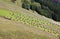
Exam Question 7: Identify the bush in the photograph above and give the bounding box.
[11,0,16,3]
[22,0,31,10]
[34,0,60,21]
[39,9,52,18]
[30,2,41,12]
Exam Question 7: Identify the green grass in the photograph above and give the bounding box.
[0,8,13,19]
[0,9,10,16]
[1,0,12,3]
[0,8,60,38]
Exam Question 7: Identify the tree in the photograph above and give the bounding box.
[22,0,31,10]
[11,0,16,3]
[30,2,41,12]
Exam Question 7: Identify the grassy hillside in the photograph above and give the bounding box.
[0,9,58,39]
[0,17,54,39]
[0,0,60,39]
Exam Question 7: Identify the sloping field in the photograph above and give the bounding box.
[0,0,60,39]
[0,17,53,39]
[0,6,60,39]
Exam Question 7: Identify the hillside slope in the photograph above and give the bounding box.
[0,17,55,39]
[0,0,60,39]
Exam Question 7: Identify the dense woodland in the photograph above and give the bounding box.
[11,0,60,21]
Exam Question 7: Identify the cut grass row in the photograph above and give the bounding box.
[0,8,60,37]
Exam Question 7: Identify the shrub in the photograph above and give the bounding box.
[30,2,41,12]
[11,0,16,3]
[22,0,31,10]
